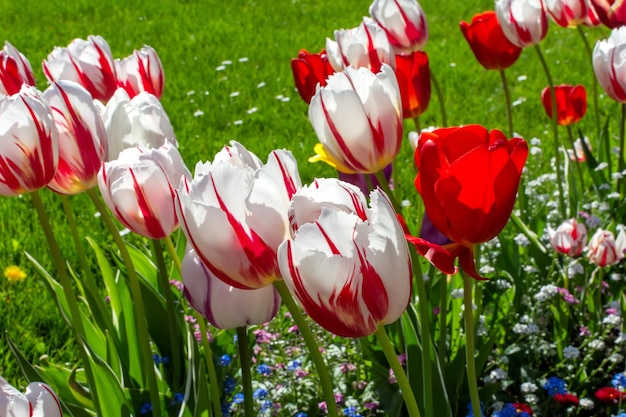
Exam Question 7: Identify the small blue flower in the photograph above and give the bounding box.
[233,392,244,404]
[233,334,238,343]
[466,401,486,417]
[287,359,302,371]
[221,401,231,417]
[612,373,626,391]
[343,407,361,417]
[224,377,236,394]
[219,354,231,367]
[257,363,271,376]
[492,403,530,417]
[260,400,273,411]
[140,402,153,415]
[253,388,268,400]
[543,376,567,396]
[294,413,307,417]
[152,353,160,364]
[615,412,626,417]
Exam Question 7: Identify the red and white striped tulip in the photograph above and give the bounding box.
[495,0,549,48]
[587,228,624,267]
[102,88,176,161]
[308,64,402,174]
[116,45,164,99]
[98,140,190,239]
[43,80,108,194]
[369,0,429,54]
[43,35,117,103]
[278,187,412,338]
[547,218,587,257]
[593,27,626,103]
[0,86,58,196]
[182,246,281,329]
[0,377,62,417]
[545,0,590,27]
[0,42,35,96]
[176,141,302,290]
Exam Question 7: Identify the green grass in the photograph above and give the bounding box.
[0,0,619,393]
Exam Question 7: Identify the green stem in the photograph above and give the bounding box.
[196,315,223,417]
[413,116,421,133]
[237,326,254,417]
[153,239,183,389]
[617,103,626,195]
[577,25,601,137]
[273,280,338,417]
[165,235,183,274]
[463,270,481,417]
[31,191,102,416]
[86,188,162,416]
[566,125,586,197]
[534,44,567,218]
[430,71,448,127]
[499,69,514,138]
[374,169,401,213]
[374,325,422,417]
[409,246,434,417]
[437,274,449,367]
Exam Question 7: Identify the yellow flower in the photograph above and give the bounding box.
[4,265,26,283]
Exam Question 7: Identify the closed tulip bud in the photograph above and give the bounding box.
[103,88,176,161]
[0,85,58,196]
[328,17,395,72]
[545,0,590,27]
[589,0,626,28]
[369,0,428,54]
[291,49,335,105]
[593,27,626,103]
[547,218,588,256]
[176,141,302,290]
[0,42,35,95]
[495,0,549,48]
[567,136,590,161]
[182,246,281,329]
[116,45,165,99]
[279,188,411,337]
[43,35,117,103]
[0,377,63,417]
[587,228,623,267]
[541,84,587,125]
[460,11,523,70]
[98,140,190,239]
[308,64,402,174]
[395,51,431,119]
[43,81,108,194]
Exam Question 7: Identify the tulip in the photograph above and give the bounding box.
[337,163,392,197]
[326,17,395,72]
[291,49,335,105]
[540,84,587,125]
[308,64,402,174]
[176,141,302,290]
[595,387,626,403]
[43,35,117,103]
[587,228,623,266]
[495,0,549,48]
[278,187,412,338]
[43,80,108,194]
[102,88,176,161]
[593,27,626,103]
[413,125,528,278]
[589,0,626,28]
[116,46,164,99]
[0,42,35,95]
[547,218,588,256]
[0,377,63,417]
[98,141,190,239]
[584,1,602,25]
[553,393,580,406]
[0,85,58,196]
[395,51,431,119]
[567,136,590,161]
[459,11,523,70]
[182,246,281,329]
[369,0,429,54]
[545,0,590,27]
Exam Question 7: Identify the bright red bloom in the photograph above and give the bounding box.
[595,387,626,403]
[460,11,522,70]
[412,125,528,279]
[589,0,626,28]
[512,403,533,415]
[553,393,580,406]
[395,51,431,119]
[291,49,334,104]
[541,84,587,126]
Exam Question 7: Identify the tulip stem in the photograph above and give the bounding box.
[374,169,401,213]
[153,239,183,389]
[566,125,586,198]
[374,325,422,417]
[577,25,601,137]
[87,188,163,417]
[195,313,223,417]
[462,270,481,417]
[164,234,183,274]
[499,69,514,138]
[413,116,421,133]
[617,103,626,195]
[236,326,254,417]
[430,72,448,127]
[438,274,450,367]
[31,190,103,416]
[534,44,566,218]
[273,280,338,417]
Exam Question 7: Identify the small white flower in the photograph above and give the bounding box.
[579,398,594,409]
[246,107,258,114]
[521,382,538,394]
[233,120,243,125]
[563,346,580,359]
[518,75,527,82]
[216,65,226,71]
[568,262,584,276]
[588,339,605,350]
[530,137,541,146]
[229,91,240,97]
[193,109,204,117]
[595,162,609,171]
[523,265,538,273]
[514,233,530,246]
[451,289,464,299]
[495,280,512,290]
[609,353,623,363]
[534,284,558,302]
[524,394,539,405]
[603,314,622,326]
[239,57,249,62]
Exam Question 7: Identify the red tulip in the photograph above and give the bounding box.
[460,11,522,70]
[541,84,587,125]
[395,51,431,119]
[553,393,580,406]
[116,45,164,99]
[0,42,35,95]
[589,0,626,28]
[290,49,335,104]
[413,125,528,279]
[595,387,626,403]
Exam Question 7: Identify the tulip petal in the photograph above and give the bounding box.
[407,235,458,275]
[25,382,63,417]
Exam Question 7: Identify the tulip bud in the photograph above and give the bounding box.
[495,0,549,48]
[593,27,626,103]
[395,51,431,119]
[545,0,590,27]
[290,49,335,105]
[116,45,165,99]
[0,42,35,95]
[369,0,429,53]
[541,84,587,126]
[587,228,623,267]
[547,218,587,256]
